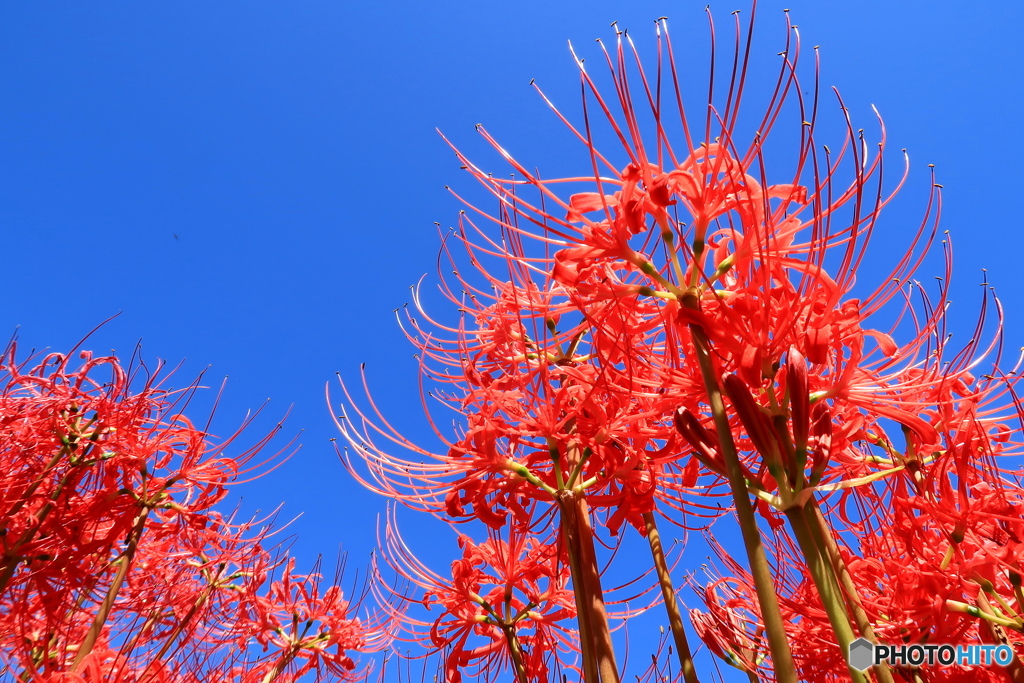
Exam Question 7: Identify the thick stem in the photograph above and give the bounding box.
[683,295,798,683]
[976,592,1024,683]
[143,566,224,671]
[783,507,865,683]
[642,512,700,683]
[71,507,150,671]
[560,494,597,683]
[260,648,299,683]
[806,503,895,683]
[499,623,533,683]
[558,490,619,683]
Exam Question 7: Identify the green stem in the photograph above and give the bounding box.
[783,506,865,683]
[142,564,225,671]
[976,592,1024,683]
[805,503,895,683]
[70,507,150,671]
[947,600,1024,630]
[260,648,298,683]
[643,512,700,683]
[499,623,533,683]
[682,291,798,683]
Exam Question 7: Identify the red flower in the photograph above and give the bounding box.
[376,509,578,683]
[338,6,1024,681]
[0,343,388,682]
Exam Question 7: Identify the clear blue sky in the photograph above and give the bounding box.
[2,1,1022,680]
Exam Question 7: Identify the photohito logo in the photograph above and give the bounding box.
[849,638,1013,671]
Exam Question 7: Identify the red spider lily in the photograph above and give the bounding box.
[336,272,699,537]
[234,556,391,681]
[0,342,389,683]
[683,334,1024,680]
[374,508,579,683]
[335,3,943,543]
[691,466,1024,682]
[337,3,1024,682]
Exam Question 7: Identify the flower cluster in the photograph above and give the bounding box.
[0,344,388,682]
[375,508,578,683]
[339,7,1024,683]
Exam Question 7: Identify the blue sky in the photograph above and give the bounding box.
[2,1,1022,680]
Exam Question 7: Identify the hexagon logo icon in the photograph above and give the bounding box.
[849,638,875,672]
